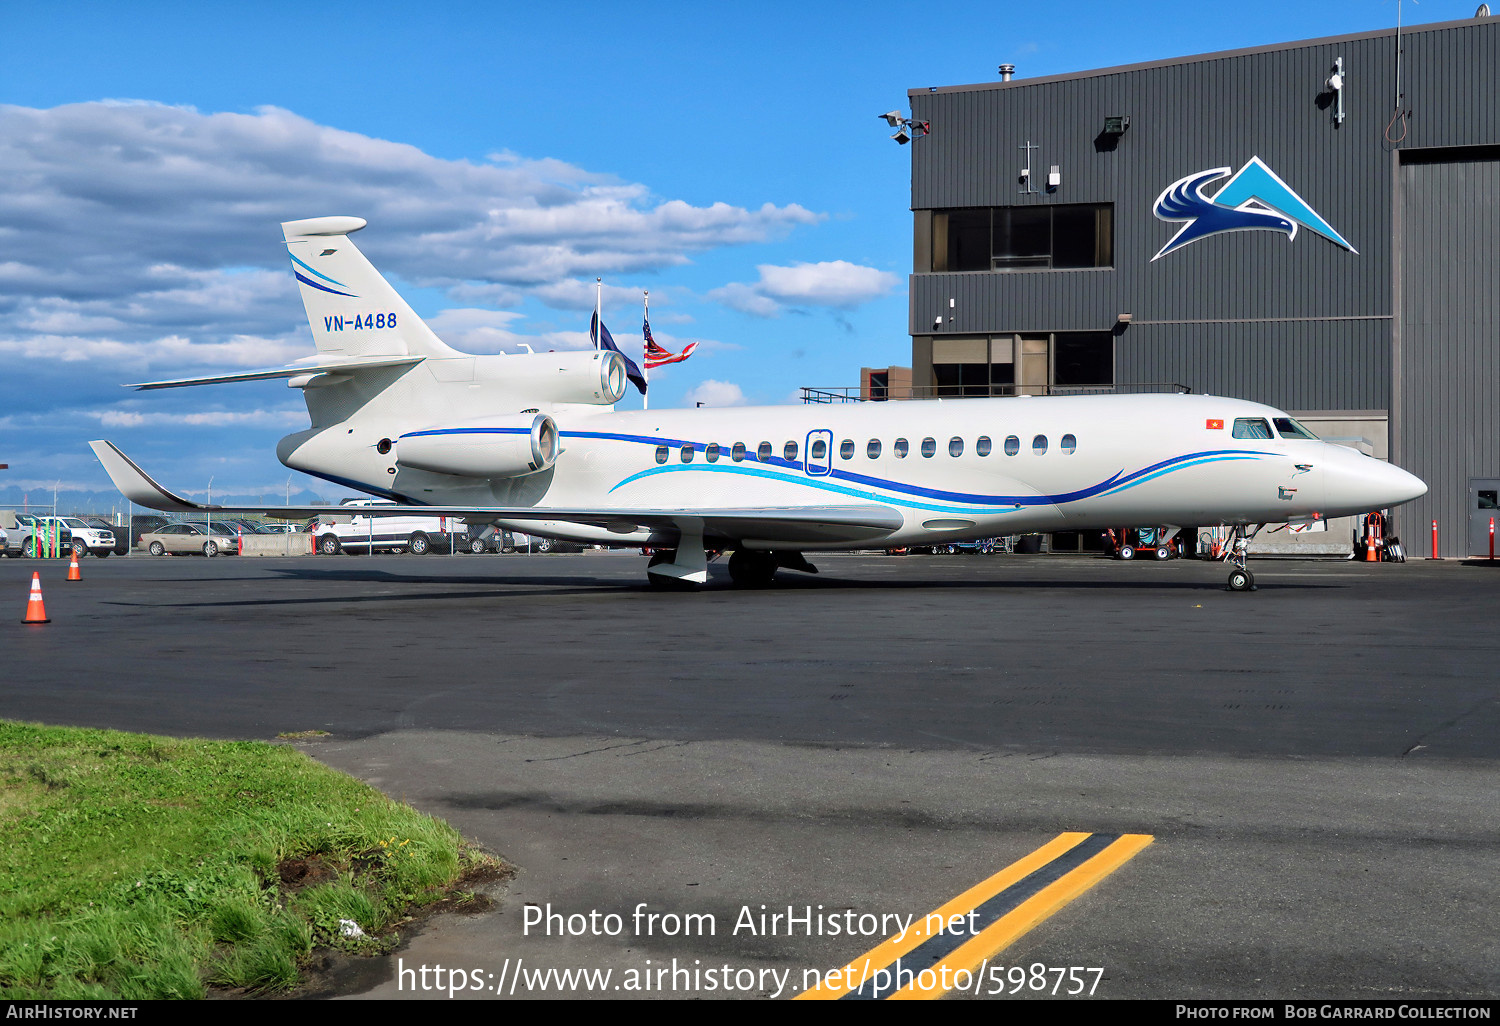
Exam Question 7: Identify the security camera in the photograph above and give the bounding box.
[879,110,903,127]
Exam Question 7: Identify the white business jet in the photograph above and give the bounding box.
[90,216,1426,592]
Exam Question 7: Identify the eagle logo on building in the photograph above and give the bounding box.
[1151,156,1357,261]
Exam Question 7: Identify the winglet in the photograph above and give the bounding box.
[88,440,209,512]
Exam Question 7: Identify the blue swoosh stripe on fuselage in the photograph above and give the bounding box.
[392,426,1277,511]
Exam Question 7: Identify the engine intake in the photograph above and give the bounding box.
[395,413,559,478]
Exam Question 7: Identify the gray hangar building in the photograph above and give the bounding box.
[900,13,1499,557]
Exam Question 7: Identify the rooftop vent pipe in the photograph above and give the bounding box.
[999,63,1016,81]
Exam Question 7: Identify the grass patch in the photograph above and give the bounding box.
[0,720,501,999]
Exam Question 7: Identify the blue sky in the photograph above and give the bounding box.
[0,0,1466,508]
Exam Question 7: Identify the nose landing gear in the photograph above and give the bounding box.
[1221,525,1261,592]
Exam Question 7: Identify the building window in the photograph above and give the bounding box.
[931,204,1113,272]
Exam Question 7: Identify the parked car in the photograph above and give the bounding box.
[83,517,131,556]
[505,530,585,554]
[140,522,240,557]
[258,523,304,535]
[310,500,466,555]
[9,513,75,558]
[43,517,117,557]
[129,515,171,550]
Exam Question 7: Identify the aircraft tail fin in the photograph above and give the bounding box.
[281,216,459,360]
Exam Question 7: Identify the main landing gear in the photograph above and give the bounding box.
[645,535,817,590]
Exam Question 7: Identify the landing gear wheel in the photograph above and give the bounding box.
[408,532,430,555]
[1155,546,1172,560]
[1227,568,1256,592]
[646,550,696,590]
[319,535,340,555]
[1118,545,1135,560]
[727,550,778,588]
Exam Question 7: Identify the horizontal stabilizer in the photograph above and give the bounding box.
[127,354,425,390]
[88,441,904,545]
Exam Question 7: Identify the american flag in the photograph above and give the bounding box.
[643,316,697,369]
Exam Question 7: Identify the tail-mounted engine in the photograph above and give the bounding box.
[395,413,560,478]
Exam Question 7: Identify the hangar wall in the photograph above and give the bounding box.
[903,15,1500,555]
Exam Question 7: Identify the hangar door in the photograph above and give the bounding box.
[1398,152,1500,557]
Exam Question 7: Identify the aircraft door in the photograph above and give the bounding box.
[806,429,833,476]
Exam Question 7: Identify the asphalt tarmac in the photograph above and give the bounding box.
[3,550,1497,1000]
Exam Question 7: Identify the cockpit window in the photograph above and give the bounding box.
[1232,418,1274,440]
[1273,417,1318,440]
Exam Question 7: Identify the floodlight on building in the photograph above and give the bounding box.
[879,110,904,127]
[893,126,911,144]
[877,112,930,144]
[1103,115,1130,136]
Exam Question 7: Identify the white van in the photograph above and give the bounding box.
[310,500,466,555]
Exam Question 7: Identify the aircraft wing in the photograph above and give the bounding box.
[89,440,903,546]
[126,354,425,390]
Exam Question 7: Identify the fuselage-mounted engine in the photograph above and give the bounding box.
[394,412,560,479]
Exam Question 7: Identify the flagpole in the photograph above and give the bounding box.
[594,277,601,349]
[642,290,650,411]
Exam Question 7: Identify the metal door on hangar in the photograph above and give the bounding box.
[1468,478,1500,555]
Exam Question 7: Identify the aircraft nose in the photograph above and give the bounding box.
[1322,450,1427,514]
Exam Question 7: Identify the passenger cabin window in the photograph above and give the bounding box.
[920,437,937,458]
[706,443,720,463]
[784,440,798,461]
[977,436,992,456]
[811,438,827,460]
[949,437,964,457]
[757,442,772,462]
[1061,433,1077,454]
[839,439,854,460]
[680,444,694,463]
[1004,435,1020,456]
[655,445,669,465]
[867,439,881,459]
[894,438,909,458]
[1232,418,1274,440]
[1273,417,1318,440]
[1033,435,1048,455]
[732,442,746,462]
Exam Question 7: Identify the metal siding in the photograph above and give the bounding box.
[908,19,1497,425]
[1399,156,1500,556]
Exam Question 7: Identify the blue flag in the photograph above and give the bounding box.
[591,310,647,395]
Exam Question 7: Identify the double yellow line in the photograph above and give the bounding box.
[798,831,1152,1000]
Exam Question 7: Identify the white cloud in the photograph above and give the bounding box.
[88,406,309,428]
[708,260,898,317]
[423,309,591,354]
[0,101,822,372]
[683,379,748,407]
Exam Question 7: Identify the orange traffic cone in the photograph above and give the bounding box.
[67,551,82,581]
[22,572,50,623]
